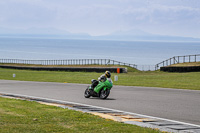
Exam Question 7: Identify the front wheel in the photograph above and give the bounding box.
[84,88,91,98]
[99,89,110,99]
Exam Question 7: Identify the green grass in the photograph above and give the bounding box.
[0,68,200,90]
[0,97,161,133]
[0,63,137,68]
[114,71,200,90]
[170,62,200,67]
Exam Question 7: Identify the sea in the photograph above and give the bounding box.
[0,37,200,70]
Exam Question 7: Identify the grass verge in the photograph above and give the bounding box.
[0,68,200,90]
[169,62,200,67]
[0,97,161,133]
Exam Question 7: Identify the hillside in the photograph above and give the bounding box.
[168,62,200,67]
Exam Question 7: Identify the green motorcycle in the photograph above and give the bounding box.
[84,79,113,99]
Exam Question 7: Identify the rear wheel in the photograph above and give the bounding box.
[84,88,91,98]
[99,89,110,99]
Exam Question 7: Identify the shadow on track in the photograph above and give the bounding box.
[89,97,116,100]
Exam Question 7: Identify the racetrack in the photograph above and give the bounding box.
[0,80,200,126]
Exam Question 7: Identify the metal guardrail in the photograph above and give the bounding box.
[155,54,200,70]
[0,59,137,69]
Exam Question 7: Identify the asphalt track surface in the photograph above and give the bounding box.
[0,80,200,126]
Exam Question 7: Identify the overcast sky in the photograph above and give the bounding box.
[0,0,200,38]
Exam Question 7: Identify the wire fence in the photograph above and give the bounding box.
[155,54,200,70]
[137,65,157,71]
[0,58,137,69]
[1,54,199,71]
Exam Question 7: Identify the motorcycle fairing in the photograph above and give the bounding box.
[94,79,113,93]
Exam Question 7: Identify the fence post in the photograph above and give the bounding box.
[178,56,179,63]
[189,55,191,63]
[195,55,196,62]
[107,59,110,65]
[173,57,175,64]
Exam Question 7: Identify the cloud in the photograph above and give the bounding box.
[0,0,200,37]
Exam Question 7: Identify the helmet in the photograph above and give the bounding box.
[105,71,111,78]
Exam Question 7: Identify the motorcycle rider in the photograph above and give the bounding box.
[90,71,113,90]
